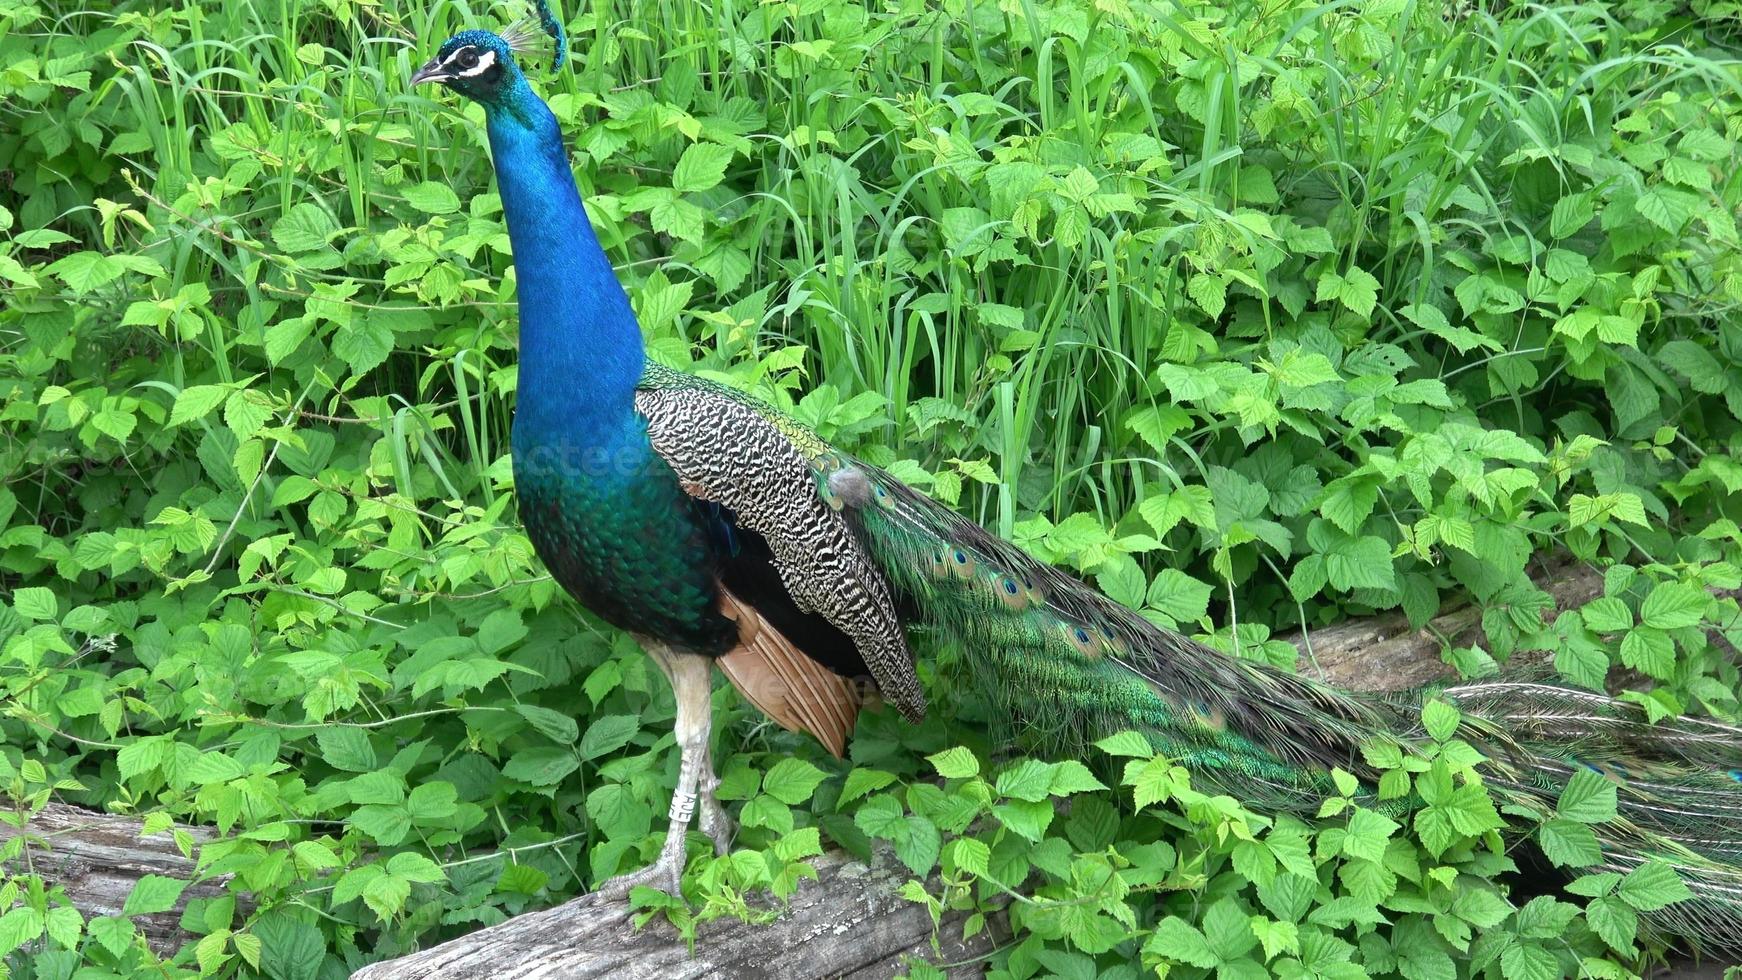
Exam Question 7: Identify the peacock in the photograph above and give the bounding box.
[408,6,1742,954]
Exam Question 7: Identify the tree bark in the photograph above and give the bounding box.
[0,802,227,954]
[350,848,1006,980]
[1282,557,1605,691]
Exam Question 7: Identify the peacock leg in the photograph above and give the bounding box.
[595,644,715,900]
[696,739,734,856]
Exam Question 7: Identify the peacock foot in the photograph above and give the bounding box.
[699,793,734,856]
[594,854,685,901]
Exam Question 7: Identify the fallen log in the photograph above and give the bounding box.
[1284,557,1604,691]
[350,848,1006,980]
[0,802,225,953]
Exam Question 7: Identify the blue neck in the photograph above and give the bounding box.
[486,82,644,444]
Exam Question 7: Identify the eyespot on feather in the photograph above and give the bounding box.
[995,575,1028,609]
[1063,621,1100,657]
[873,482,898,510]
[949,547,976,579]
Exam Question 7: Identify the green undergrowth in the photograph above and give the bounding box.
[1,0,1740,975]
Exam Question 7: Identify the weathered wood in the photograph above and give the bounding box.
[350,848,1006,980]
[0,802,226,953]
[1284,558,1605,691]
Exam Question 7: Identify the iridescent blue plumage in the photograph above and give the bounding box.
[426,31,734,654]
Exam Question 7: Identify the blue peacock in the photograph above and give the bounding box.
[408,5,1742,953]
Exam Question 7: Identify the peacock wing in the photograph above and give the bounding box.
[633,363,925,725]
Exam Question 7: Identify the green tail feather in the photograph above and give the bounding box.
[822,455,1742,956]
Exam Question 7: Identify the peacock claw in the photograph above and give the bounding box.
[595,857,684,902]
[699,796,734,856]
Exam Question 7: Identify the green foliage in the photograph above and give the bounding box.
[1,0,1739,975]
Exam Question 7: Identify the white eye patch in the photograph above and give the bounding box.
[440,47,498,78]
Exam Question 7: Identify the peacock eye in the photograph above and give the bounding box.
[457,48,480,69]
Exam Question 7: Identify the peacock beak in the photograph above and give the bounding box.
[410,58,449,86]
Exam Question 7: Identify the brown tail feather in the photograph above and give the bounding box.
[716,589,860,757]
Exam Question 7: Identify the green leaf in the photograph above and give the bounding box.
[1095,731,1153,757]
[315,727,377,772]
[517,704,580,744]
[839,768,897,806]
[1556,769,1618,824]
[578,714,640,759]
[405,782,458,821]
[1342,808,1400,863]
[1421,700,1460,742]
[1586,896,1638,952]
[0,908,43,956]
[1319,479,1379,534]
[1203,898,1259,960]
[1145,917,1219,968]
[1145,569,1212,622]
[650,195,707,242]
[255,915,324,980]
[331,314,394,375]
[991,798,1053,842]
[854,794,905,839]
[762,757,828,805]
[926,746,980,779]
[892,815,941,874]
[403,181,461,215]
[11,586,57,621]
[995,759,1056,802]
[1325,535,1397,591]
[1619,627,1674,679]
[46,251,126,294]
[1538,818,1602,867]
[1617,862,1693,911]
[271,202,340,252]
[1550,192,1594,238]
[88,916,135,957]
[1499,941,1559,980]
[1638,582,1706,629]
[672,142,734,193]
[502,747,580,786]
[123,874,189,916]
[1048,760,1107,796]
[350,803,412,845]
[1580,597,1632,633]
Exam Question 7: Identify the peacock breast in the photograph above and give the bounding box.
[512,428,735,656]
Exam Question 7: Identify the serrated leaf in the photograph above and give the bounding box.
[11,586,57,621]
[1557,769,1618,824]
[926,746,979,779]
[1638,582,1706,629]
[271,203,339,252]
[122,874,188,916]
[762,757,828,805]
[502,747,580,786]
[1617,861,1693,911]
[672,142,733,193]
[578,714,639,759]
[403,181,461,215]
[517,703,580,744]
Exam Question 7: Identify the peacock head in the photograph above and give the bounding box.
[410,30,524,106]
[410,1,567,107]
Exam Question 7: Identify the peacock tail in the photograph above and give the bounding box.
[634,363,1742,956]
